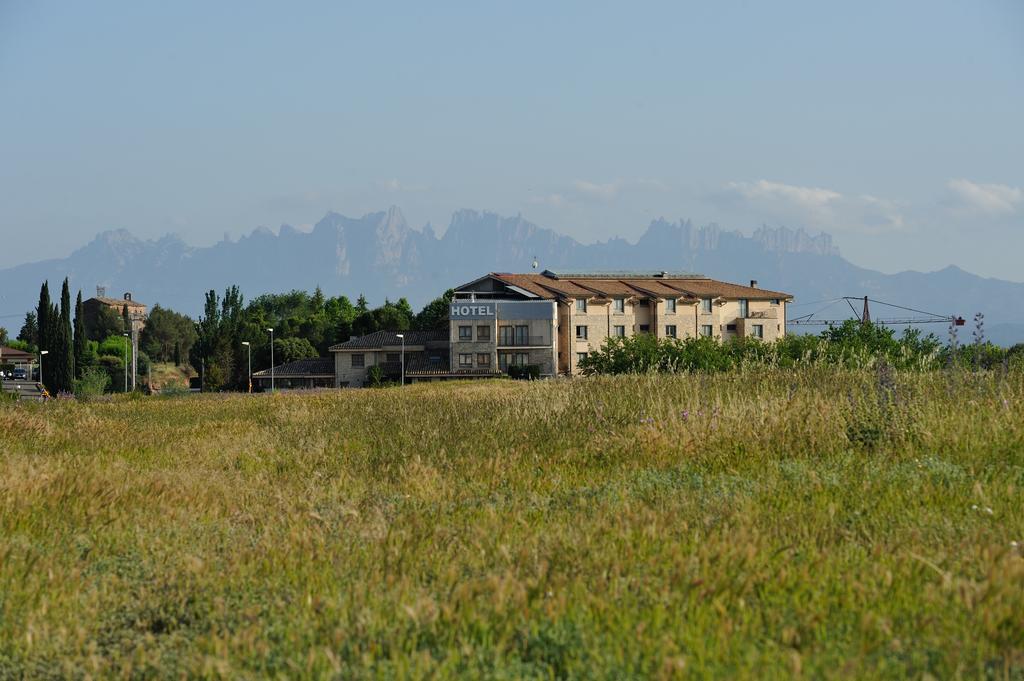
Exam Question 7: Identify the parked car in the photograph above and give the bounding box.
[12,368,28,380]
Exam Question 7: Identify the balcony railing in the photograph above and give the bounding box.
[497,336,548,347]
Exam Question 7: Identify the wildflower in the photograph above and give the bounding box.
[971,504,978,510]
[1010,540,1019,549]
[681,410,689,421]
[984,507,994,515]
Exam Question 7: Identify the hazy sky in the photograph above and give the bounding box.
[1,1,1022,280]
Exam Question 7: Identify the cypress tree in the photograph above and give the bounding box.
[73,291,87,379]
[36,281,51,388]
[123,304,131,333]
[53,279,75,393]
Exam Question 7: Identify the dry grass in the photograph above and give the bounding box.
[1,369,1022,678]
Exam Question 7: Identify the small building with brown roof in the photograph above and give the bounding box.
[83,289,148,334]
[0,345,36,370]
[329,329,501,387]
[252,357,335,391]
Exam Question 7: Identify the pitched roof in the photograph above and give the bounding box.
[88,296,147,308]
[479,273,790,301]
[0,346,36,361]
[253,357,334,377]
[329,329,447,351]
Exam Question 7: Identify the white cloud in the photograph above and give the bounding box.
[572,180,621,200]
[727,179,841,210]
[947,179,1022,215]
[570,178,668,202]
[718,179,906,234]
[859,194,906,231]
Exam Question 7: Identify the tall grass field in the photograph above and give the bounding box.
[2,370,1022,678]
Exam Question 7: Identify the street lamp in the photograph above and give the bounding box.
[123,333,130,392]
[266,328,274,393]
[241,341,252,393]
[39,350,48,387]
[395,333,405,386]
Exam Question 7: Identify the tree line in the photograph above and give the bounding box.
[189,286,453,391]
[6,281,453,394]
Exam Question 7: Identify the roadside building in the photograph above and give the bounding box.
[452,270,792,375]
[329,329,501,387]
[0,346,36,373]
[83,289,148,333]
[252,357,335,391]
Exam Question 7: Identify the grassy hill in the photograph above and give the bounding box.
[1,371,1022,678]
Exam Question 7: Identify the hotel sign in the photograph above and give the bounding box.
[450,303,496,319]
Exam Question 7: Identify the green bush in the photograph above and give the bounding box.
[74,367,111,400]
[579,321,952,376]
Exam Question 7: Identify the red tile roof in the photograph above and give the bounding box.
[485,273,790,301]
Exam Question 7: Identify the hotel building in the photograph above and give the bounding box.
[451,270,792,375]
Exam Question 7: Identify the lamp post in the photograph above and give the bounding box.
[241,341,251,393]
[266,328,274,393]
[122,333,130,392]
[39,350,48,388]
[396,333,405,387]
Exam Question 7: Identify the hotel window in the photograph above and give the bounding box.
[459,325,472,341]
[386,353,399,363]
[613,325,625,338]
[665,325,677,338]
[498,352,528,370]
[351,354,365,368]
[701,298,712,313]
[576,298,587,313]
[771,298,781,306]
[613,297,625,313]
[577,352,588,364]
[700,325,713,337]
[665,298,677,313]
[459,353,473,367]
[739,299,749,318]
[639,324,650,333]
[477,353,490,366]
[476,325,490,341]
[726,323,737,332]
[499,325,514,345]
[515,325,528,345]
[576,325,588,340]
[751,324,764,338]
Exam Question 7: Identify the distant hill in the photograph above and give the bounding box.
[2,207,1023,345]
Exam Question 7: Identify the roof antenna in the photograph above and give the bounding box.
[531,255,539,270]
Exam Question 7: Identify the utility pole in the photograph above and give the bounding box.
[861,296,870,325]
[267,328,275,393]
[122,333,129,392]
[131,325,138,391]
[242,341,252,393]
[396,333,405,386]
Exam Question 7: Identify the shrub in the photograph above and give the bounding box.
[580,321,949,376]
[74,367,111,400]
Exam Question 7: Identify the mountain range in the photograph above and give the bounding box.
[2,207,1022,345]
